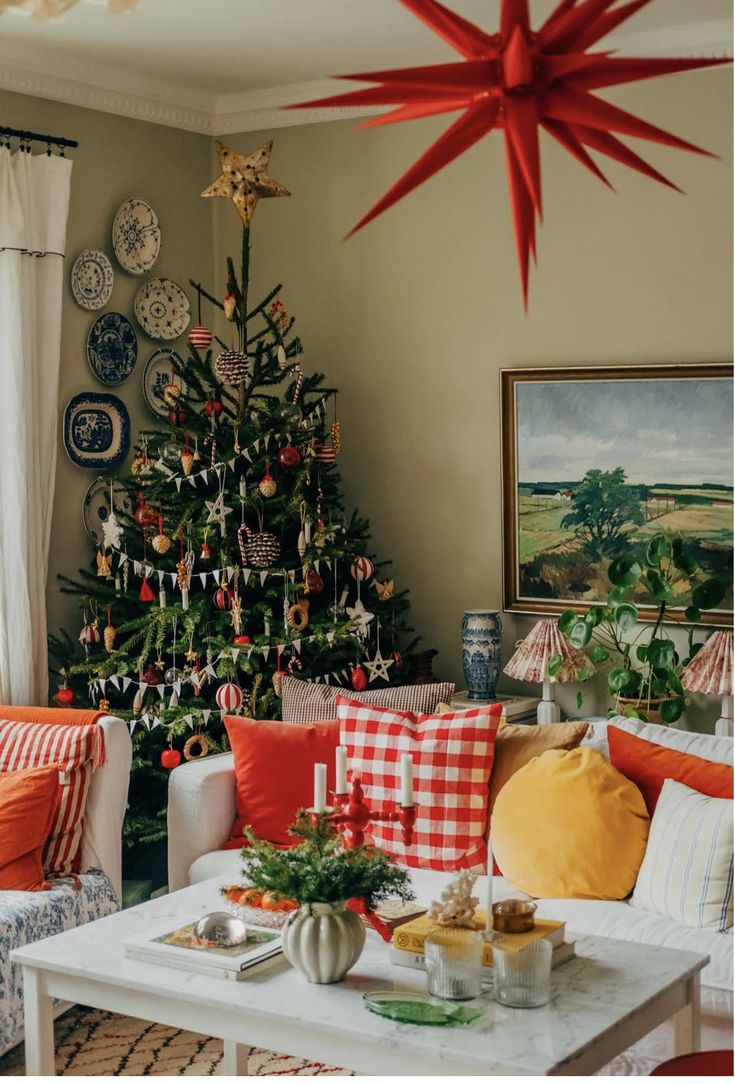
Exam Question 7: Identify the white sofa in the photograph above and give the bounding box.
[0,714,132,1055]
[167,718,733,1074]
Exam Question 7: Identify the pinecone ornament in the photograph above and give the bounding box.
[215,350,249,385]
[246,526,284,568]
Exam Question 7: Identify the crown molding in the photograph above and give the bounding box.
[0,20,731,138]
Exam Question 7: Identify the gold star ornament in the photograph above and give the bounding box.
[201,140,290,226]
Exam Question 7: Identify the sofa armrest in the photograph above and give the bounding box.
[81,715,132,905]
[167,752,236,892]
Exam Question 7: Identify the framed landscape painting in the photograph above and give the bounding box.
[501,364,733,625]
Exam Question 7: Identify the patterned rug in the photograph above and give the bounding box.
[0,1007,349,1076]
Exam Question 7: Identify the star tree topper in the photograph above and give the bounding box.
[201,140,290,226]
[293,0,730,304]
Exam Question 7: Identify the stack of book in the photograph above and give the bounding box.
[450,692,540,726]
[390,910,575,976]
[124,919,283,981]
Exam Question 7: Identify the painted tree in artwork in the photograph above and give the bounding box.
[561,468,644,557]
[51,141,415,860]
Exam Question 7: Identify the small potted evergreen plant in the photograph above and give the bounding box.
[241,811,414,984]
[555,532,727,724]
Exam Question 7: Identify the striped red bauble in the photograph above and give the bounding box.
[350,556,374,582]
[188,325,213,349]
[215,682,243,714]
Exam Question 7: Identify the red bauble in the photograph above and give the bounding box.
[278,444,302,469]
[168,408,186,426]
[205,399,223,418]
[351,556,375,582]
[305,571,324,595]
[134,494,155,528]
[160,748,182,770]
[351,665,368,692]
[214,585,233,611]
[55,686,75,707]
[233,635,252,645]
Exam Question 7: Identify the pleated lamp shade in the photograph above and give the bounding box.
[503,618,591,724]
[681,631,733,737]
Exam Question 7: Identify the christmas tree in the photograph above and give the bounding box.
[50,141,414,863]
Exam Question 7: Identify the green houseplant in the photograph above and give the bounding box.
[554,532,727,724]
[240,811,414,984]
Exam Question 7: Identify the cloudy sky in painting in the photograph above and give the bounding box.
[517,377,733,486]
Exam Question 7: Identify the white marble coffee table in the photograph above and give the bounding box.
[12,877,707,1076]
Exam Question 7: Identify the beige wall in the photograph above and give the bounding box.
[214,69,732,727]
[0,89,214,663]
[2,68,731,728]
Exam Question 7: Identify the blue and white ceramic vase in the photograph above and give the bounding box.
[461,610,503,701]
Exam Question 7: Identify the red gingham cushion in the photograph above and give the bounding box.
[336,696,502,872]
[0,719,104,877]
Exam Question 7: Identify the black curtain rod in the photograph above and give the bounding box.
[0,125,78,149]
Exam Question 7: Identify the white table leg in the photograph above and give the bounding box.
[22,966,55,1076]
[222,1040,251,1075]
[673,974,701,1056]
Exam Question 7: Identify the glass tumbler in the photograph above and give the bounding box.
[493,939,552,1008]
[424,928,484,1001]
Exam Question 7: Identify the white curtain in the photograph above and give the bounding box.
[0,146,72,704]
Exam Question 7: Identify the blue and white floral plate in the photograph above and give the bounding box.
[143,347,186,418]
[112,198,160,275]
[63,393,131,470]
[87,311,138,386]
[135,277,190,341]
[70,249,114,310]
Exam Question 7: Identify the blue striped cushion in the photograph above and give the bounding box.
[632,778,733,931]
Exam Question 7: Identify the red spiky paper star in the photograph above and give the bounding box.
[292,0,730,305]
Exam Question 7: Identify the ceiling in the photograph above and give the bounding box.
[0,0,732,134]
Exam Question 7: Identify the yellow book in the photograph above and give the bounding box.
[392,911,565,968]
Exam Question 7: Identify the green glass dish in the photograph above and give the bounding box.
[363,989,483,1027]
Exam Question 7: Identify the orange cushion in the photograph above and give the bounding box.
[0,706,103,727]
[608,725,734,816]
[0,764,61,891]
[224,716,339,847]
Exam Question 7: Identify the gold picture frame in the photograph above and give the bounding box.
[501,363,733,626]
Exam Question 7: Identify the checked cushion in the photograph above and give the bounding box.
[336,696,502,872]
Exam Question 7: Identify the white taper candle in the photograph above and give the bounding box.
[335,746,348,794]
[313,762,327,812]
[486,836,494,934]
[400,753,414,807]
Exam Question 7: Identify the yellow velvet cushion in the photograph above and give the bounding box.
[492,747,650,900]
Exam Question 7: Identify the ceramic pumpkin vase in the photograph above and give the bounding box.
[282,902,366,984]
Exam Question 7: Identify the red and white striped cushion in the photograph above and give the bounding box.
[336,696,502,873]
[0,719,104,877]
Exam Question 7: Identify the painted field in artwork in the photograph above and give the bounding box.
[515,377,734,609]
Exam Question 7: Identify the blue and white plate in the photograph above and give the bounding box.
[135,277,190,341]
[112,198,161,275]
[143,347,186,418]
[70,249,114,310]
[63,393,131,470]
[87,311,138,386]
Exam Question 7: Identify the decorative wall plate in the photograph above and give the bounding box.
[112,198,161,275]
[87,311,138,386]
[63,393,131,470]
[83,478,133,546]
[70,249,114,310]
[135,277,190,341]
[143,348,186,418]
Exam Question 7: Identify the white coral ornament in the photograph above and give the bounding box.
[428,870,479,929]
